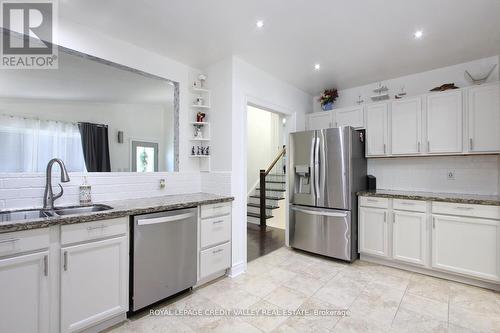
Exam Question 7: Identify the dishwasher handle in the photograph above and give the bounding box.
[137,212,195,226]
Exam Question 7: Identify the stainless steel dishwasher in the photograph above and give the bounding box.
[130,207,197,313]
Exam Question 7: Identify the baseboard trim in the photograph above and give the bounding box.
[360,254,500,291]
[228,261,246,278]
[81,313,127,333]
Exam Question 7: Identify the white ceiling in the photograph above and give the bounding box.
[60,0,500,95]
[0,51,173,103]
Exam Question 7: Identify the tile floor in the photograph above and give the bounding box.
[108,247,500,333]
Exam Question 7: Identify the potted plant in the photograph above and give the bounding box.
[318,89,339,111]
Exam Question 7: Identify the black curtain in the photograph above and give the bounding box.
[78,122,111,172]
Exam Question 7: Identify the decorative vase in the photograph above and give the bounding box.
[321,102,333,111]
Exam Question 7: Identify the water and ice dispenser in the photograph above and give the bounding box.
[294,165,311,194]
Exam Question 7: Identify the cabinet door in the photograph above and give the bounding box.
[426,90,462,154]
[0,251,50,333]
[333,106,364,128]
[359,207,388,257]
[61,236,128,333]
[307,112,332,130]
[468,83,500,152]
[432,215,500,282]
[366,103,389,156]
[393,211,427,266]
[391,98,422,155]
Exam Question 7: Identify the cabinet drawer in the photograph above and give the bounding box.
[0,228,49,257]
[201,202,231,219]
[201,215,231,249]
[393,199,426,212]
[432,202,500,220]
[199,242,230,278]
[359,196,389,209]
[61,217,128,246]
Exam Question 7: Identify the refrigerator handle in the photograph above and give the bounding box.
[310,134,316,199]
[314,135,320,202]
[291,205,348,218]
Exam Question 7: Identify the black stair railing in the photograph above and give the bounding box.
[259,146,286,227]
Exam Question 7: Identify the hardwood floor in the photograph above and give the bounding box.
[247,223,285,262]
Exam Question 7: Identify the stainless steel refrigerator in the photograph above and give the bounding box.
[289,126,366,262]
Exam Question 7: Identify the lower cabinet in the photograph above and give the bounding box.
[0,251,50,333]
[359,207,388,257]
[392,211,427,266]
[432,214,500,282]
[60,236,128,333]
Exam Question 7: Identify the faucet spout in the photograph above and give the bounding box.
[43,158,71,210]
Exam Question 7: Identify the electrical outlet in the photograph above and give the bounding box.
[447,171,456,180]
[159,179,166,189]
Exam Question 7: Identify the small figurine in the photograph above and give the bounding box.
[198,74,207,88]
[196,112,206,122]
[197,146,201,155]
[191,146,195,155]
[205,146,210,156]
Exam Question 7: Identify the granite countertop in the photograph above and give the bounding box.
[0,192,234,234]
[357,189,500,206]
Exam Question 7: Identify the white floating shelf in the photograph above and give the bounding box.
[191,104,210,109]
[191,88,210,93]
[190,137,211,141]
[189,155,211,158]
[191,122,209,126]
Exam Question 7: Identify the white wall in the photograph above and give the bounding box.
[368,155,499,195]
[0,98,173,172]
[246,106,281,193]
[313,55,499,111]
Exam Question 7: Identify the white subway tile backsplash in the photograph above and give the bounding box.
[368,155,499,195]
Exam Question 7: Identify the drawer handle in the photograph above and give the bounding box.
[212,248,224,254]
[87,224,107,231]
[400,202,415,206]
[0,238,19,245]
[456,206,474,210]
[63,251,68,271]
[213,220,224,225]
[43,255,48,277]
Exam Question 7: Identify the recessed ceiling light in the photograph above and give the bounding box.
[256,20,264,28]
[414,30,423,39]
[314,64,321,70]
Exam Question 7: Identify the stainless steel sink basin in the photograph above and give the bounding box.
[0,209,51,222]
[52,204,113,216]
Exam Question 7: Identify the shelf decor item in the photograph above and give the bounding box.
[464,64,497,85]
[318,89,339,111]
[370,82,390,101]
[196,112,206,122]
[198,74,207,88]
[429,83,459,92]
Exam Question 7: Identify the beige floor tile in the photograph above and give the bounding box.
[239,274,281,298]
[390,308,448,333]
[285,272,327,296]
[210,287,261,311]
[449,302,500,333]
[195,317,263,333]
[313,278,363,309]
[399,293,448,322]
[265,266,299,284]
[449,282,500,315]
[332,316,390,333]
[247,260,274,276]
[278,256,316,275]
[348,290,401,327]
[406,274,452,303]
[242,300,289,333]
[447,323,480,333]
[305,260,345,282]
[263,286,309,311]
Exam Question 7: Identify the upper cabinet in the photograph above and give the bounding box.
[333,106,364,128]
[467,82,500,153]
[366,103,389,156]
[307,112,332,130]
[391,97,422,155]
[426,90,463,154]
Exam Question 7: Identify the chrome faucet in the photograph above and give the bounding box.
[43,158,70,210]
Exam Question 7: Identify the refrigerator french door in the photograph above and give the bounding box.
[289,127,366,261]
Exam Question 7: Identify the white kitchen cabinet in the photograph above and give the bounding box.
[60,236,128,333]
[392,211,427,266]
[467,83,500,153]
[426,90,463,154]
[0,251,50,333]
[359,207,388,257]
[307,112,332,130]
[391,97,422,155]
[431,214,500,282]
[366,103,389,156]
[333,106,364,128]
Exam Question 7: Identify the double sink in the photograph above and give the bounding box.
[0,204,113,223]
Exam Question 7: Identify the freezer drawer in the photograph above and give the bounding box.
[289,205,352,261]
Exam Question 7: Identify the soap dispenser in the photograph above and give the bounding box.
[79,176,92,205]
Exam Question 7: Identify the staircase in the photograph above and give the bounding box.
[247,147,286,227]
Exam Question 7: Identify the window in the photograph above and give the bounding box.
[131,141,158,172]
